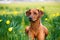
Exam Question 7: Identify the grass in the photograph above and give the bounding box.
[0,2,60,40]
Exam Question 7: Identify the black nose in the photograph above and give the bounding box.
[29,17,32,20]
[29,17,32,21]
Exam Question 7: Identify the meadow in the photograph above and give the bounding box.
[0,2,60,40]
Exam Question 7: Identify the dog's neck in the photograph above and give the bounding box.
[30,19,40,30]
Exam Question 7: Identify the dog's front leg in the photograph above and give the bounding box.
[28,31,34,40]
[37,32,45,40]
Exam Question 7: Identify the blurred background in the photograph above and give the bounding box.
[0,0,60,40]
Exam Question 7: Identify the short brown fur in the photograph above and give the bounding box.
[25,9,48,40]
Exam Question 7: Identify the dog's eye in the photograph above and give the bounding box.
[29,12,31,15]
[34,12,37,15]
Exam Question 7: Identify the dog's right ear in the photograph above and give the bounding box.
[26,9,31,16]
[37,9,44,15]
[37,9,44,17]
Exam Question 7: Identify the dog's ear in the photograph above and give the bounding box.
[37,9,44,15]
[26,9,31,16]
[37,9,44,17]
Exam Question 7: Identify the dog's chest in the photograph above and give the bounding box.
[30,26,43,36]
[30,26,39,32]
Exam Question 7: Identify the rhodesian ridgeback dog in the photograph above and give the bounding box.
[25,9,48,40]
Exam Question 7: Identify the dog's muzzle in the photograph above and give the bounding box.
[29,17,33,21]
[29,17,32,21]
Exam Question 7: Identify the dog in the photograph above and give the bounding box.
[25,9,48,40]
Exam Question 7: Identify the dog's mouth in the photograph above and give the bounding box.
[28,17,37,22]
[29,19,36,22]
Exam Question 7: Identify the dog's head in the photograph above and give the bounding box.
[26,9,44,22]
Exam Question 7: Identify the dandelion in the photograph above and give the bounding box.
[0,19,2,22]
[8,27,13,32]
[6,20,10,25]
[45,18,48,21]
[2,11,6,14]
[13,11,18,15]
[53,13,56,17]
[40,8,44,11]
[56,12,59,16]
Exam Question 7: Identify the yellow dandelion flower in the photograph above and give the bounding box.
[40,8,44,11]
[8,27,13,32]
[0,19,2,22]
[56,12,60,16]
[53,14,56,17]
[45,18,48,21]
[2,11,6,14]
[13,11,18,15]
[6,20,10,25]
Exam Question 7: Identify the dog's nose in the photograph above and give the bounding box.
[29,17,32,20]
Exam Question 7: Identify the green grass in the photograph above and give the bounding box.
[0,2,60,40]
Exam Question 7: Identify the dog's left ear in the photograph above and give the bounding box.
[26,9,31,16]
[37,9,44,17]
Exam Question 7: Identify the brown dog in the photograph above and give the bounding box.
[25,9,48,40]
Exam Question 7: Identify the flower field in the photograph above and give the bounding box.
[0,2,60,40]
